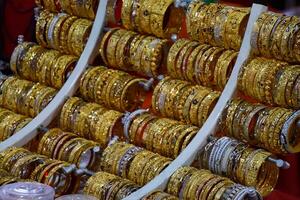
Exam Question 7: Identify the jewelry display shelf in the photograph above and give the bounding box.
[0,1,268,199]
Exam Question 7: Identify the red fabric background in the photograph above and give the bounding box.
[1,0,35,60]
[2,0,300,199]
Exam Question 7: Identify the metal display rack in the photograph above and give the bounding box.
[0,2,268,199]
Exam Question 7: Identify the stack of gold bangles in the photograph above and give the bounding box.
[1,77,57,117]
[84,171,180,200]
[0,108,31,141]
[83,171,141,199]
[166,166,262,200]
[100,142,172,186]
[187,1,250,50]
[79,66,147,112]
[167,39,238,89]
[11,42,77,89]
[152,77,220,127]
[128,112,199,158]
[100,28,170,77]
[0,169,28,186]
[238,57,300,108]
[36,10,92,56]
[221,99,300,154]
[194,136,279,196]
[36,0,98,20]
[37,128,102,170]
[0,147,78,196]
[59,97,124,147]
[251,12,300,63]
[121,0,184,38]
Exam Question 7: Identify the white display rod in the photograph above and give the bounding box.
[123,3,268,200]
[0,0,109,152]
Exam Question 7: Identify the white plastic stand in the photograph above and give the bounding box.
[123,4,268,200]
[0,0,109,151]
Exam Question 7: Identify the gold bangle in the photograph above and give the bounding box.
[224,8,250,50]
[139,0,152,33]
[51,55,77,89]
[175,41,199,79]
[187,1,206,41]
[189,88,211,126]
[150,0,183,38]
[203,47,224,86]
[167,39,190,78]
[129,35,147,71]
[141,38,168,77]
[139,154,162,185]
[109,74,134,111]
[121,0,134,29]
[70,140,97,167]
[115,31,137,71]
[284,66,300,107]
[185,170,212,199]
[59,0,72,15]
[167,167,198,196]
[144,156,171,185]
[131,36,155,73]
[185,44,207,83]
[75,102,107,138]
[192,3,210,43]
[241,58,262,98]
[37,50,61,85]
[154,78,178,116]
[180,129,198,151]
[129,113,150,144]
[251,12,268,54]
[69,19,92,56]
[135,115,158,148]
[44,162,72,195]
[164,81,189,118]
[106,29,128,68]
[36,11,55,48]
[198,91,220,126]
[57,137,83,160]
[151,119,177,155]
[100,142,128,173]
[93,110,123,147]
[30,159,57,181]
[235,146,253,184]
[214,50,238,90]
[201,176,227,200]
[20,45,44,82]
[164,124,188,158]
[60,15,78,54]
[38,128,66,157]
[176,86,196,122]
[173,126,198,157]
[257,13,282,57]
[0,148,31,172]
[152,76,172,114]
[120,78,146,112]
[201,4,223,46]
[274,66,300,107]
[53,14,69,50]
[127,150,151,182]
